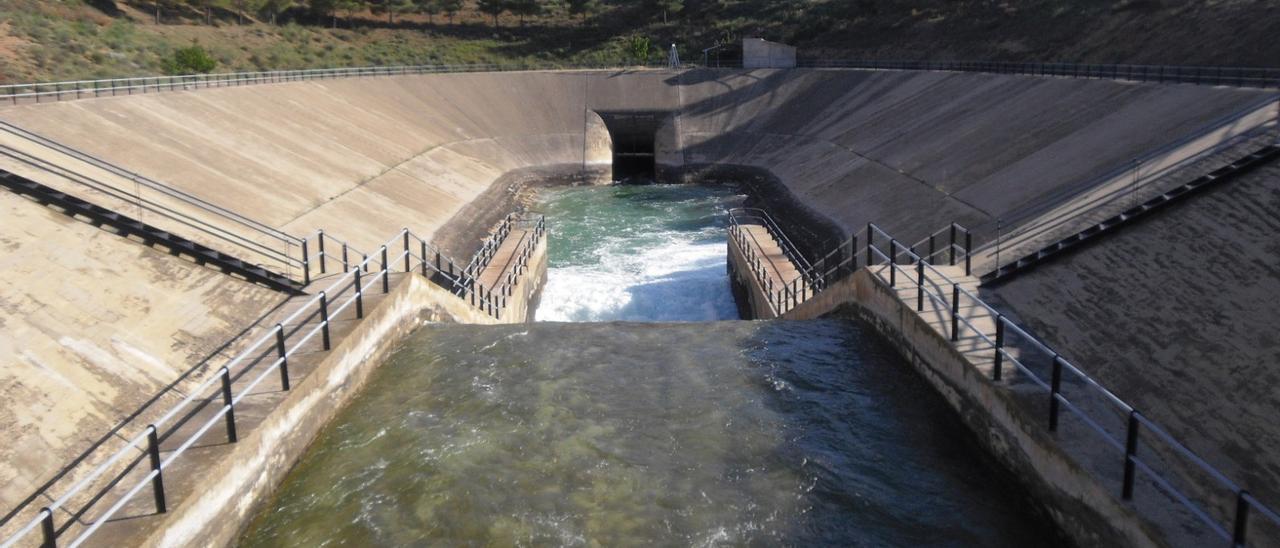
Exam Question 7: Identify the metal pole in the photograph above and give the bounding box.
[381,246,390,293]
[403,230,411,272]
[147,426,167,513]
[951,284,960,341]
[342,243,349,273]
[39,508,55,548]
[993,318,1005,381]
[1234,491,1251,546]
[889,240,897,287]
[850,235,858,274]
[965,232,972,276]
[1049,355,1063,432]
[220,369,238,443]
[354,269,364,319]
[301,237,310,285]
[319,292,331,351]
[1122,411,1139,499]
[916,260,924,311]
[318,230,327,274]
[275,325,290,391]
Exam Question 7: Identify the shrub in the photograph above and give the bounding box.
[163,44,217,75]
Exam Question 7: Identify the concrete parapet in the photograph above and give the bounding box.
[742,39,797,69]
[784,270,1160,546]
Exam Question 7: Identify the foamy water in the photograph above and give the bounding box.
[534,184,742,322]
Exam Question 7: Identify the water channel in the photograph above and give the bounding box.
[240,184,1057,546]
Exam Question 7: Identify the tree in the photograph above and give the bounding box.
[507,0,540,26]
[335,0,364,26]
[164,44,218,74]
[625,35,651,66]
[260,0,295,24]
[567,0,600,22]
[368,0,414,23]
[438,0,463,23]
[416,0,442,24]
[477,0,507,27]
[648,0,682,23]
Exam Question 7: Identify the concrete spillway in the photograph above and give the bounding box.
[1,67,1278,547]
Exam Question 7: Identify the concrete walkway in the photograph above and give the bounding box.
[476,227,534,291]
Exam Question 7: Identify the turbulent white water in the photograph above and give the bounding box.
[534,184,743,322]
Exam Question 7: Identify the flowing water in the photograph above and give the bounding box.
[534,184,741,322]
[241,321,1052,546]
[240,184,1058,546]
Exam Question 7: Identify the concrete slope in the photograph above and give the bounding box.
[986,160,1280,516]
[675,69,1274,243]
[0,189,286,510]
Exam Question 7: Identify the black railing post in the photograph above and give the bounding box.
[889,240,897,287]
[354,269,364,319]
[851,235,858,273]
[965,232,973,276]
[1234,491,1251,547]
[1122,411,1139,500]
[318,230,327,274]
[220,368,238,443]
[421,241,428,276]
[435,251,443,276]
[275,325,290,390]
[147,426,167,513]
[342,243,349,273]
[951,284,960,341]
[866,223,873,266]
[301,237,311,285]
[319,292,331,351]
[39,507,55,548]
[381,246,390,293]
[1049,355,1063,432]
[950,224,957,266]
[993,317,1005,381]
[403,230,411,272]
[916,259,924,311]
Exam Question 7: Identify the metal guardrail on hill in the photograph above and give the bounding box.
[798,59,1280,89]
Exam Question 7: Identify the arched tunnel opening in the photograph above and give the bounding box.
[596,111,666,182]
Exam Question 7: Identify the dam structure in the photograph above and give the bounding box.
[0,64,1278,546]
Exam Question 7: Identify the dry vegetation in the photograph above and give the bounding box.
[0,0,1277,84]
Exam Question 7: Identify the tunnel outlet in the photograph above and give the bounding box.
[596,110,669,182]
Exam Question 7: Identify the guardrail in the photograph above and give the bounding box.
[0,121,307,284]
[727,208,818,316]
[796,222,1280,546]
[974,95,1280,263]
[797,59,1280,89]
[0,62,673,106]
[0,223,523,548]
[488,215,547,306]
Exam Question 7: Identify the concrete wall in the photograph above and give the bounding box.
[0,190,287,510]
[726,234,777,319]
[986,161,1280,527]
[743,39,797,69]
[784,271,1160,547]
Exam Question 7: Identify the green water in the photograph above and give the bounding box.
[240,321,1057,546]
[534,184,742,322]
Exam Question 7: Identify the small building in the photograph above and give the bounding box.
[742,38,797,69]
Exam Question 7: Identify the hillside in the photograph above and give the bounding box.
[1,0,1278,84]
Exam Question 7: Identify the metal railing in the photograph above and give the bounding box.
[0,121,306,283]
[974,95,1280,264]
[727,208,819,316]
[488,215,547,306]
[795,222,1280,546]
[797,59,1280,89]
[0,63,673,106]
[0,222,529,548]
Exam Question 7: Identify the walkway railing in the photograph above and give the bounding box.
[798,59,1280,89]
[727,208,818,316]
[0,63,669,106]
[0,121,307,284]
[488,215,547,307]
[0,223,522,548]
[796,222,1280,546]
